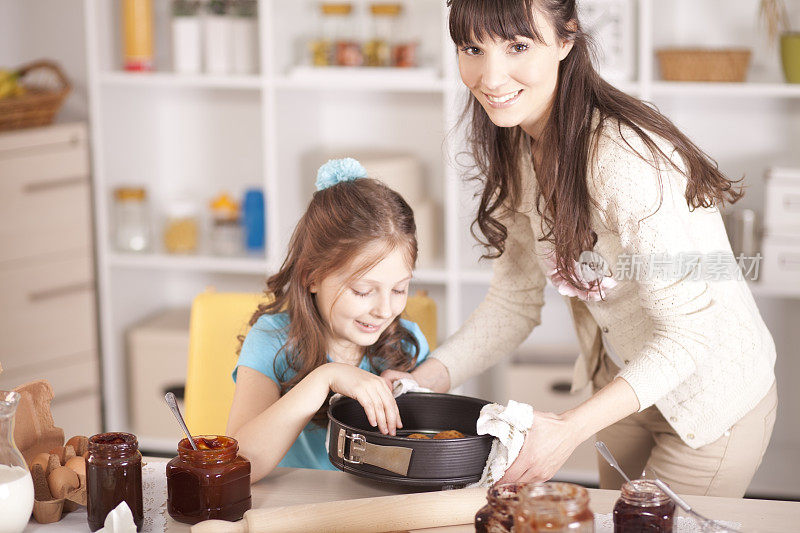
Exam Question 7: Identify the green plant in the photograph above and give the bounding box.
[207,0,229,16]
[760,0,791,44]
[172,0,200,17]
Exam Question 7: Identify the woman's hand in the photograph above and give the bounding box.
[495,411,583,484]
[323,363,402,435]
[379,369,414,392]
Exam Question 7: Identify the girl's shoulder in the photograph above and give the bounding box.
[235,312,292,384]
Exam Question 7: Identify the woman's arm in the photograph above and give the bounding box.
[427,208,548,389]
[228,363,401,482]
[498,376,639,483]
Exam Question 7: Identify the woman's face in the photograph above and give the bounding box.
[311,245,412,362]
[457,15,573,138]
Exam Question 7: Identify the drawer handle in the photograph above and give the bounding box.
[23,175,87,194]
[28,281,93,302]
[550,381,572,394]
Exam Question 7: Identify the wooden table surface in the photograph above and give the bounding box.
[25,458,800,532]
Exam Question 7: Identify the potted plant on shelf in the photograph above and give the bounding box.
[204,0,233,75]
[760,0,800,83]
[171,0,202,74]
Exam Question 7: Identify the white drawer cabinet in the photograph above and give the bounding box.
[504,362,599,484]
[0,123,92,264]
[0,123,100,434]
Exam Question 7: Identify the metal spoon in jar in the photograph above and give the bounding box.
[164,391,199,451]
[595,441,632,484]
[654,479,742,533]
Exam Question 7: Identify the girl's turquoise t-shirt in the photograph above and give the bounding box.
[232,312,430,470]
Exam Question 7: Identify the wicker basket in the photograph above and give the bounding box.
[0,60,71,132]
[656,48,752,82]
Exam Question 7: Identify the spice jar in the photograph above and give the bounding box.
[363,3,401,67]
[209,192,243,256]
[163,200,199,254]
[113,187,151,253]
[613,479,676,533]
[474,482,526,533]
[392,2,418,68]
[166,436,251,524]
[515,482,594,533]
[86,432,143,532]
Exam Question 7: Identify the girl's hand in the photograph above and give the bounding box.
[379,369,414,393]
[324,363,402,436]
[495,411,582,484]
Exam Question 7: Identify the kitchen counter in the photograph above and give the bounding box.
[25,458,800,532]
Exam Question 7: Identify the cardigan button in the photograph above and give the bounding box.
[602,326,609,333]
[670,416,678,422]
[624,360,630,364]
[687,434,695,439]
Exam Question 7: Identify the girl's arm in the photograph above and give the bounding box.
[228,363,400,482]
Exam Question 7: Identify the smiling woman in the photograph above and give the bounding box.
[225,160,431,483]
[398,0,779,498]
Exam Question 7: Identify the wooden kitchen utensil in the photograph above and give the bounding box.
[190,487,486,533]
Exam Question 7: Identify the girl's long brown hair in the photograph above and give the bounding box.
[449,0,742,290]
[242,178,420,425]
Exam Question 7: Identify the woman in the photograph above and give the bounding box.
[383,0,777,497]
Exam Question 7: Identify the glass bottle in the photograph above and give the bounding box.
[515,482,594,533]
[0,391,35,533]
[392,1,418,68]
[363,3,401,67]
[166,435,251,524]
[613,479,676,533]
[86,432,143,532]
[163,199,199,254]
[209,192,243,256]
[113,186,151,253]
[474,482,526,533]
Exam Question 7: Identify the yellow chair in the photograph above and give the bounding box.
[183,290,437,436]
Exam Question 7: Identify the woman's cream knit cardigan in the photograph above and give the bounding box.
[432,117,776,449]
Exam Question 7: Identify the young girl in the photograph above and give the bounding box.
[227,158,429,482]
[389,0,777,497]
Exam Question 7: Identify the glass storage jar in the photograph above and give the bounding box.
[166,435,251,524]
[86,432,143,532]
[474,482,526,533]
[363,3,401,67]
[163,199,199,254]
[515,482,594,533]
[613,479,676,533]
[113,186,151,252]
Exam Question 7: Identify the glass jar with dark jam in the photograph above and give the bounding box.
[166,435,251,524]
[515,482,594,533]
[474,483,526,533]
[86,432,144,532]
[613,479,676,533]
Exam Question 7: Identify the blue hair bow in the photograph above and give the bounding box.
[315,158,368,191]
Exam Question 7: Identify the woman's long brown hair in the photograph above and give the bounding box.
[448,0,742,290]
[242,178,420,426]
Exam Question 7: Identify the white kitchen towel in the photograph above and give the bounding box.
[468,400,534,488]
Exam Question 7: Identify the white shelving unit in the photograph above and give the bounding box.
[84,0,800,497]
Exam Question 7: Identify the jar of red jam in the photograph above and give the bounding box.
[515,482,594,533]
[474,483,526,533]
[86,432,143,532]
[613,479,675,533]
[166,435,251,524]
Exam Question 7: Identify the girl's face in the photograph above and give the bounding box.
[457,15,573,138]
[311,245,412,362]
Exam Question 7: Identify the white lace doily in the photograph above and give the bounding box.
[595,512,742,532]
[141,460,168,532]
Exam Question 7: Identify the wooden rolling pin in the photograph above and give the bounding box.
[191,487,486,533]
